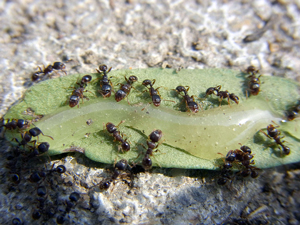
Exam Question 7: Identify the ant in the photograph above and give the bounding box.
[0,118,31,131]
[32,62,67,82]
[175,86,201,113]
[205,85,239,106]
[260,122,290,155]
[62,192,80,216]
[115,75,138,103]
[27,127,54,142]
[142,79,162,108]
[218,145,258,185]
[140,129,163,170]
[100,159,133,190]
[245,65,261,96]
[12,127,53,149]
[28,141,50,156]
[142,79,174,109]
[96,64,113,98]
[105,121,130,152]
[68,75,93,108]
[286,100,300,121]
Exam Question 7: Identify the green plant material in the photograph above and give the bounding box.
[4,68,300,169]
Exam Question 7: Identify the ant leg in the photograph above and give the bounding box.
[259,130,272,140]
[227,96,231,107]
[126,96,131,105]
[245,89,249,99]
[37,66,43,73]
[117,145,124,153]
[83,90,96,97]
[219,97,223,107]
[131,86,142,93]
[142,102,152,111]
[106,67,112,74]
[61,70,67,76]
[39,131,54,140]
[150,153,162,168]
[271,120,280,127]
[115,120,125,128]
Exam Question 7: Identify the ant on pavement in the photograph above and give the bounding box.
[32,62,67,82]
[99,159,134,190]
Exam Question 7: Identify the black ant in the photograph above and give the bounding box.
[205,85,239,106]
[96,64,113,98]
[105,121,130,152]
[286,100,300,121]
[0,118,31,131]
[142,79,162,107]
[68,75,93,108]
[260,122,290,155]
[32,62,67,82]
[63,192,80,215]
[245,65,261,96]
[115,75,138,103]
[142,79,174,110]
[78,74,92,87]
[28,127,54,141]
[140,129,163,170]
[28,141,50,156]
[12,127,53,149]
[100,159,133,190]
[49,165,66,174]
[175,86,201,113]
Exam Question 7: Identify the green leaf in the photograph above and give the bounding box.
[4,68,300,169]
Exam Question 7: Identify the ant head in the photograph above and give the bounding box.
[100,180,111,190]
[121,141,130,152]
[53,62,66,70]
[142,156,152,170]
[99,64,108,72]
[149,129,162,143]
[81,75,92,84]
[128,76,138,82]
[115,159,128,171]
[142,79,152,87]
[175,86,186,93]
[106,122,117,133]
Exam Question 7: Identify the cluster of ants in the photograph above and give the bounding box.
[30,62,266,113]
[1,118,82,223]
[66,64,244,112]
[4,62,295,222]
[218,145,259,185]
[0,117,86,223]
[0,118,53,157]
[104,121,163,171]
[99,124,163,190]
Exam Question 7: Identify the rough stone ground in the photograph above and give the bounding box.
[0,0,300,224]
